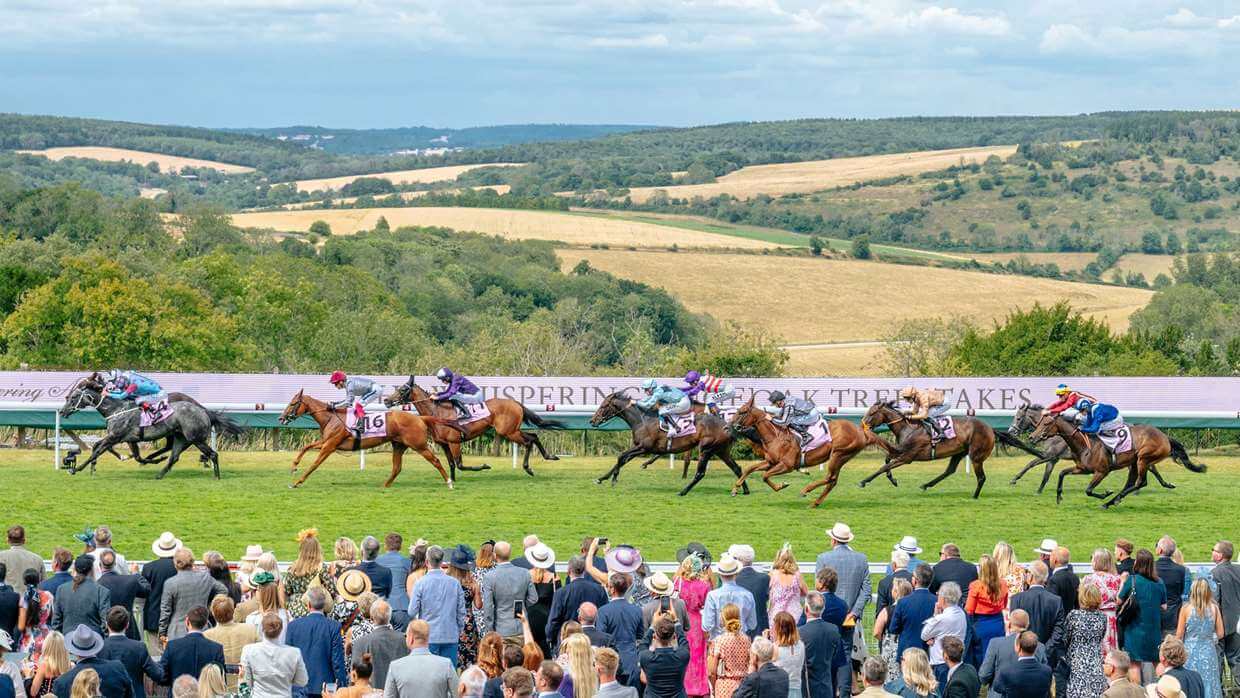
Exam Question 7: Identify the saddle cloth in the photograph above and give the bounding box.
[139,400,174,428]
[662,413,697,438]
[800,418,832,452]
[459,401,492,424]
[1097,421,1133,454]
[929,416,956,442]
[345,410,390,438]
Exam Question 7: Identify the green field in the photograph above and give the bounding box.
[8,449,1236,566]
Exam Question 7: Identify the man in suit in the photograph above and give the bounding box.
[0,525,43,588]
[979,610,1047,697]
[547,556,609,648]
[638,572,687,634]
[1102,650,1144,698]
[941,636,980,698]
[286,587,348,697]
[595,647,637,698]
[597,574,645,687]
[352,600,407,689]
[578,603,615,648]
[801,591,841,698]
[930,544,978,600]
[856,657,897,698]
[1156,536,1188,637]
[52,555,112,637]
[99,606,164,698]
[1210,540,1240,687]
[378,533,411,630]
[1160,637,1206,698]
[876,550,913,620]
[383,619,458,698]
[731,544,771,636]
[536,660,565,698]
[159,606,224,688]
[356,536,393,600]
[1046,547,1080,615]
[54,624,135,698]
[203,596,257,689]
[89,526,128,580]
[97,551,150,641]
[735,637,789,698]
[502,665,534,698]
[511,535,541,570]
[815,522,870,698]
[991,632,1052,698]
[159,548,226,644]
[141,533,181,652]
[40,549,74,595]
[0,565,18,641]
[1009,562,1064,657]
[481,541,538,645]
[814,568,850,694]
[889,564,937,659]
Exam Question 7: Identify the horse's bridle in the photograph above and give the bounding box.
[592,395,631,426]
[64,381,104,414]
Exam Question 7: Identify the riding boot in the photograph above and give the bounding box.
[791,425,810,446]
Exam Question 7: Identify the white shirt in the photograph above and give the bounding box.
[1,660,27,698]
[921,605,967,665]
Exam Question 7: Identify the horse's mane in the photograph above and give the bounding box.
[1026,403,1045,410]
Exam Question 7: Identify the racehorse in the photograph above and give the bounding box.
[280,390,464,489]
[1006,404,1176,494]
[384,378,565,481]
[589,391,749,496]
[857,401,1044,498]
[75,371,206,466]
[728,397,890,506]
[1029,411,1206,508]
[58,378,245,479]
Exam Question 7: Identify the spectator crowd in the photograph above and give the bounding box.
[0,521,1236,698]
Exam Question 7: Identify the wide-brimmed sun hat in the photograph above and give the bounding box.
[716,555,742,576]
[151,531,182,558]
[65,624,104,658]
[1147,674,1183,698]
[605,546,643,574]
[644,571,675,597]
[450,544,475,570]
[1034,539,1058,556]
[827,522,854,544]
[727,544,756,564]
[894,536,922,555]
[524,543,556,570]
[335,569,372,601]
[241,545,265,562]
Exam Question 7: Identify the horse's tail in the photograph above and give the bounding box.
[994,430,1046,459]
[422,415,468,437]
[521,405,566,430]
[1168,438,1207,473]
[208,411,247,440]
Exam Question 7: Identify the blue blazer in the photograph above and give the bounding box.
[820,593,849,670]
[159,632,224,687]
[100,634,165,698]
[597,599,645,682]
[800,618,840,698]
[992,658,1052,698]
[52,656,134,698]
[286,612,349,693]
[889,588,937,657]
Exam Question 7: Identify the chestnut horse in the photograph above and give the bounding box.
[279,390,463,489]
[1029,411,1206,508]
[728,397,890,506]
[384,378,565,481]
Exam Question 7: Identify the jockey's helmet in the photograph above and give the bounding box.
[684,370,701,383]
[1075,398,1093,412]
[1055,384,1070,395]
[329,370,346,384]
[769,390,786,404]
[899,386,917,399]
[436,368,453,382]
[641,378,657,392]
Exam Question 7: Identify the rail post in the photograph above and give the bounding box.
[53,409,61,469]
[512,443,518,469]
[360,449,365,470]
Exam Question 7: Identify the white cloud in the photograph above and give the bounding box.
[588,33,670,48]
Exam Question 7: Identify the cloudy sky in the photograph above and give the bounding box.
[2,0,1238,129]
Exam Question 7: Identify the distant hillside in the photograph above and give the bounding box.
[235,123,657,155]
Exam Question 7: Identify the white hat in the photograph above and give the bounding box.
[1146,674,1183,698]
[727,544,755,565]
[1034,539,1058,556]
[716,554,742,576]
[894,536,922,555]
[524,543,556,570]
[827,522,854,544]
[241,544,265,562]
[644,571,675,597]
[151,531,182,558]
[0,629,13,651]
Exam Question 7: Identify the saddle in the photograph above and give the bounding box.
[346,410,390,438]
[458,401,491,424]
[138,400,174,428]
[661,413,697,439]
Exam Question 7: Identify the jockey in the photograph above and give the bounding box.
[1046,383,1097,416]
[765,391,820,444]
[899,386,949,440]
[104,369,166,413]
[329,371,381,439]
[680,370,735,415]
[637,378,691,432]
[434,368,485,419]
[1075,397,1124,465]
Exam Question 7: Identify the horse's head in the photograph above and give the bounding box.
[1029,409,1060,441]
[279,390,307,425]
[729,396,762,430]
[59,377,103,418]
[1008,403,1041,435]
[591,392,630,427]
[384,376,416,407]
[861,401,898,431]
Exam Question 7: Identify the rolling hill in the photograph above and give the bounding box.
[16,146,255,174]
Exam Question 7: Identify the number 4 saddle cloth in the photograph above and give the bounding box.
[139,400,174,428]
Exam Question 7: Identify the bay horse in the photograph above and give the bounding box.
[1029,411,1205,508]
[589,391,748,496]
[728,397,890,506]
[1006,404,1176,494]
[279,390,464,489]
[857,401,1044,498]
[384,378,565,481]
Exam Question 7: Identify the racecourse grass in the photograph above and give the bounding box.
[15,147,254,174]
[6,449,1235,565]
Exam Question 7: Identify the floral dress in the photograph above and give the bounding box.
[768,574,804,623]
[458,576,481,667]
[283,563,335,619]
[1064,609,1109,698]
[676,577,711,697]
[1082,572,1122,656]
[710,632,752,698]
[1183,607,1222,698]
[19,587,54,661]
[1003,567,1027,597]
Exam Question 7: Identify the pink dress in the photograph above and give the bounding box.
[676,577,711,696]
[768,573,804,623]
[1082,572,1122,655]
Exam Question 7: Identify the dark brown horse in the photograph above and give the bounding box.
[279,390,463,489]
[857,401,1043,498]
[384,378,564,481]
[589,391,748,496]
[1029,411,1206,508]
[728,397,890,506]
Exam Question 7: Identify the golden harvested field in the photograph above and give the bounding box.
[229,208,780,249]
[556,249,1153,345]
[290,164,521,193]
[784,343,887,377]
[1113,253,1178,281]
[15,146,255,174]
[281,185,511,209]
[969,252,1096,272]
[614,145,1019,203]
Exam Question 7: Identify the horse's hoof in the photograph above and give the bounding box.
[1008,478,1019,486]
[919,484,930,491]
[547,455,560,461]
[1163,484,1176,489]
[640,464,648,470]
[856,481,866,489]
[448,480,454,490]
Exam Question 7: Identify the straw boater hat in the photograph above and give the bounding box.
[643,571,675,597]
[335,569,372,601]
[827,522,854,544]
[241,545,265,562]
[65,624,104,658]
[605,546,643,574]
[1034,539,1058,556]
[894,536,922,555]
[715,554,742,576]
[151,531,182,558]
[1146,674,1183,698]
[524,543,556,570]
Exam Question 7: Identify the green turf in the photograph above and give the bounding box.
[10,449,1236,565]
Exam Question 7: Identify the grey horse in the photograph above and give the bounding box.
[58,377,245,479]
[1005,403,1176,493]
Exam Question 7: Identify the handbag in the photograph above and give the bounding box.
[1117,588,1140,626]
